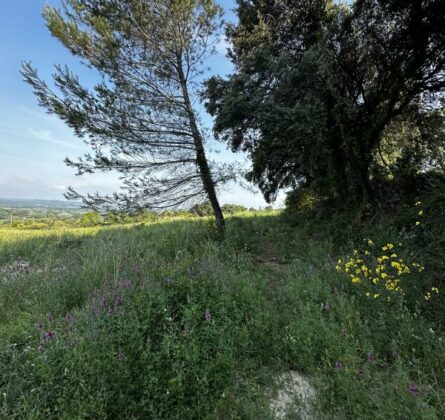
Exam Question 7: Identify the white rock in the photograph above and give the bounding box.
[270,371,317,419]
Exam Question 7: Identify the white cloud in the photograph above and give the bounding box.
[27,128,84,149]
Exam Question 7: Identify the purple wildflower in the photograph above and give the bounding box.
[204,309,212,322]
[409,383,418,396]
[335,360,343,369]
[124,280,133,289]
[35,322,43,330]
[107,307,115,316]
[115,295,124,305]
[367,352,376,363]
[65,313,74,322]
[117,351,124,361]
[44,330,55,340]
[47,313,53,322]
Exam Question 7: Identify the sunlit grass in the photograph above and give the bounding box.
[1,211,444,418]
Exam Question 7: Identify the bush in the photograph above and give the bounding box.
[79,212,102,227]
[221,204,247,214]
[285,185,319,214]
[189,201,214,216]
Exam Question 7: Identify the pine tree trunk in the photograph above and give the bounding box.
[177,63,225,234]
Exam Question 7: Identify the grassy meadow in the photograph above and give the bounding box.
[0,206,444,419]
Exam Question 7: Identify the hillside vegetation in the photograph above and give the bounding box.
[1,193,444,418]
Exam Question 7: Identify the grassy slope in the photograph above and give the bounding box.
[0,211,444,419]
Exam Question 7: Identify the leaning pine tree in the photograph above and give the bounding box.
[22,0,231,233]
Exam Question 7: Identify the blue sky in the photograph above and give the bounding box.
[0,1,281,208]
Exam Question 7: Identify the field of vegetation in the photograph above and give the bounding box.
[1,188,444,419]
[1,0,443,417]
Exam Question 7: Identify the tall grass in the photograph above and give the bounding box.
[0,211,444,418]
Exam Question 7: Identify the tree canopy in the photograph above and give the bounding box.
[23,0,232,232]
[205,0,445,205]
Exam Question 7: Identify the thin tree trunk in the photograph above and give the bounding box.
[177,63,225,234]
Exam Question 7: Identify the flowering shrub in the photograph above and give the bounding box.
[335,201,440,303]
[335,240,438,302]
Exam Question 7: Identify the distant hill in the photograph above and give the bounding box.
[0,197,82,210]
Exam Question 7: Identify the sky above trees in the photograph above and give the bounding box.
[0,0,279,208]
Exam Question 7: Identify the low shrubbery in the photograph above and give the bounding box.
[1,203,256,231]
[0,207,444,418]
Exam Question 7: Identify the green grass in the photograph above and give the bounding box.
[0,210,444,418]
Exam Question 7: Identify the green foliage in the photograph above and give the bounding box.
[79,211,102,227]
[221,203,248,214]
[1,207,445,417]
[189,201,214,216]
[190,202,249,217]
[206,0,445,204]
[284,185,319,214]
[22,0,229,231]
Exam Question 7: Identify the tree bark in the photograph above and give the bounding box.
[177,62,225,234]
[345,144,374,204]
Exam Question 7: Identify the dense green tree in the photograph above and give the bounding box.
[190,201,248,216]
[221,203,247,214]
[22,0,231,233]
[190,201,214,216]
[79,211,102,227]
[205,0,445,205]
